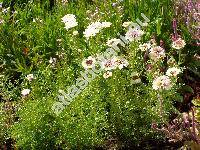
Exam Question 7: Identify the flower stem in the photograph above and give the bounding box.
[178,49,182,65]
[158,93,164,122]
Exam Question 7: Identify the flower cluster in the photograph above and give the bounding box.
[149,46,166,62]
[82,56,129,79]
[166,67,181,77]
[125,28,144,42]
[139,38,183,91]
[21,89,31,97]
[83,21,112,39]
[21,74,36,97]
[152,67,181,91]
[102,56,129,78]
[152,75,172,90]
[61,14,78,30]
[172,38,186,49]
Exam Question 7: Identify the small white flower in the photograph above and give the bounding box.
[0,19,4,24]
[49,57,57,64]
[77,49,82,52]
[122,21,133,28]
[149,46,165,62]
[56,39,62,42]
[2,8,9,13]
[152,75,172,90]
[82,56,96,69]
[125,28,144,41]
[33,18,43,23]
[61,14,76,23]
[130,72,141,84]
[61,14,78,30]
[172,38,186,49]
[106,38,122,47]
[26,74,34,81]
[139,43,151,52]
[21,89,31,97]
[166,67,181,77]
[72,30,79,36]
[103,71,112,79]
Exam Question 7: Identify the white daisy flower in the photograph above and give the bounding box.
[149,46,165,62]
[152,75,172,90]
[82,56,96,69]
[166,67,181,77]
[125,28,144,42]
[26,74,34,82]
[21,89,31,97]
[172,38,186,49]
[103,71,112,79]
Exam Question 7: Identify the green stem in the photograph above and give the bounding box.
[178,49,181,65]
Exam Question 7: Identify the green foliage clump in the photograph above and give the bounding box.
[1,0,196,149]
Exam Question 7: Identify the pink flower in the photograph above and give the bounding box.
[152,75,172,90]
[149,46,165,62]
[172,38,186,49]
